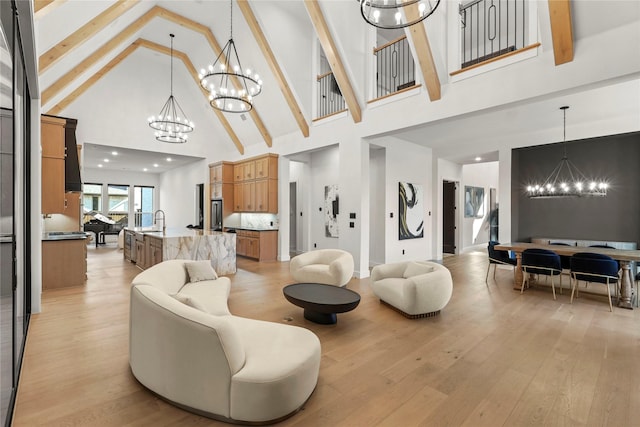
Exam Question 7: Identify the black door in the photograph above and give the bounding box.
[443,181,456,254]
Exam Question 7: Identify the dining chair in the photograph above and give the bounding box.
[588,244,621,297]
[570,252,619,312]
[549,242,572,294]
[486,241,517,283]
[521,248,562,300]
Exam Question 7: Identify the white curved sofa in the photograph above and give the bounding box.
[130,260,321,424]
[290,249,354,287]
[370,261,453,318]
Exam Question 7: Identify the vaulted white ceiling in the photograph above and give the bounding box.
[34,0,640,168]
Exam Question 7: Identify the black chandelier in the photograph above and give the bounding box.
[199,0,262,113]
[147,34,194,143]
[360,0,441,30]
[526,106,608,199]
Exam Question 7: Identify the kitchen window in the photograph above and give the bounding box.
[107,184,129,224]
[82,183,102,212]
[134,186,154,227]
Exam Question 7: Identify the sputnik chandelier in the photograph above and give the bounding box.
[148,34,194,143]
[526,106,608,199]
[199,0,262,113]
[360,0,441,30]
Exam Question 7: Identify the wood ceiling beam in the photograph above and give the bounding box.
[41,5,160,107]
[304,0,362,123]
[136,39,245,155]
[47,41,141,116]
[548,0,574,65]
[237,0,310,138]
[47,39,245,155]
[153,7,272,147]
[34,0,66,18]
[39,0,140,74]
[405,4,441,102]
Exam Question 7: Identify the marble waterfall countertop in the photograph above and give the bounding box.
[127,227,237,275]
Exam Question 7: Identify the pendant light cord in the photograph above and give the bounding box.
[561,105,569,158]
[170,34,174,96]
[230,0,233,40]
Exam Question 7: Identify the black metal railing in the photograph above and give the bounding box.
[460,0,527,68]
[374,35,416,99]
[316,71,346,119]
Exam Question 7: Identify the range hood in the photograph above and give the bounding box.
[63,118,82,192]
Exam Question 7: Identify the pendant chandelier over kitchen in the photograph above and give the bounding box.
[199,0,262,113]
[147,34,194,144]
[360,0,441,30]
[526,106,608,199]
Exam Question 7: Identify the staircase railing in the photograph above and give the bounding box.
[459,0,528,68]
[373,35,416,99]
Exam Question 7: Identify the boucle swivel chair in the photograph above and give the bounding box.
[370,261,453,318]
[290,249,354,287]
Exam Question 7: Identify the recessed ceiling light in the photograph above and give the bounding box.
[166,157,172,162]
[98,164,103,168]
[104,158,109,162]
[111,151,118,156]
[153,164,159,168]
[143,168,148,172]
[475,157,482,161]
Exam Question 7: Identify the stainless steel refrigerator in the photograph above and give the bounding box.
[211,199,223,231]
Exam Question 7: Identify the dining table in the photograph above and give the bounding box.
[495,242,640,309]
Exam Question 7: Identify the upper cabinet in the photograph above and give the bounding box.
[41,115,83,216]
[41,116,67,214]
[209,154,279,214]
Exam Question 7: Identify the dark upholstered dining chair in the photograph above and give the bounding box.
[570,252,619,312]
[486,241,517,283]
[521,248,562,300]
[549,242,572,294]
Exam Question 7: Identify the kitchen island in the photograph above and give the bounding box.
[124,228,236,275]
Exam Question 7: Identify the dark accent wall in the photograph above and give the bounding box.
[511,132,640,244]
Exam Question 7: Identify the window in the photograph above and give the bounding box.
[134,186,154,227]
[82,183,102,213]
[107,184,129,224]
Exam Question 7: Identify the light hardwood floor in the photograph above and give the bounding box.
[12,246,640,426]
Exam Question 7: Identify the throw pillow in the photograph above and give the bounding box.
[173,293,208,312]
[185,260,218,283]
[403,261,435,278]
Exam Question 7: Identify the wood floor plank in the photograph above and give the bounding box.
[12,246,640,426]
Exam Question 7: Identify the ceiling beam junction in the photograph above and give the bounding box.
[304,0,362,124]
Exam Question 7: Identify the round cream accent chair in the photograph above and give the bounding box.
[290,249,355,287]
[370,261,453,318]
[130,260,321,424]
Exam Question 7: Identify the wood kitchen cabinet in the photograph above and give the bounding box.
[42,239,87,289]
[242,181,255,211]
[254,179,278,213]
[233,183,244,212]
[210,161,234,184]
[146,236,163,268]
[235,229,277,262]
[135,239,146,269]
[41,116,67,214]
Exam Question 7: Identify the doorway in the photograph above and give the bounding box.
[442,181,456,254]
[289,182,297,254]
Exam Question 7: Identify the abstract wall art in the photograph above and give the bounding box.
[464,186,485,218]
[399,182,424,240]
[325,184,339,238]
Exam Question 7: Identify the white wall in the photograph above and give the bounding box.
[308,145,340,250]
[366,137,433,264]
[461,162,499,251]
[158,159,208,229]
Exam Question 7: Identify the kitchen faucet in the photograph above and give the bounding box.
[154,210,166,234]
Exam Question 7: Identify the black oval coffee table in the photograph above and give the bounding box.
[283,283,361,325]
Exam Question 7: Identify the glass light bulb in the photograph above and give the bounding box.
[208,64,214,72]
[220,63,226,71]
[395,12,401,24]
[419,2,426,14]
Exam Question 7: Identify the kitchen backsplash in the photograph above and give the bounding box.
[241,213,278,229]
